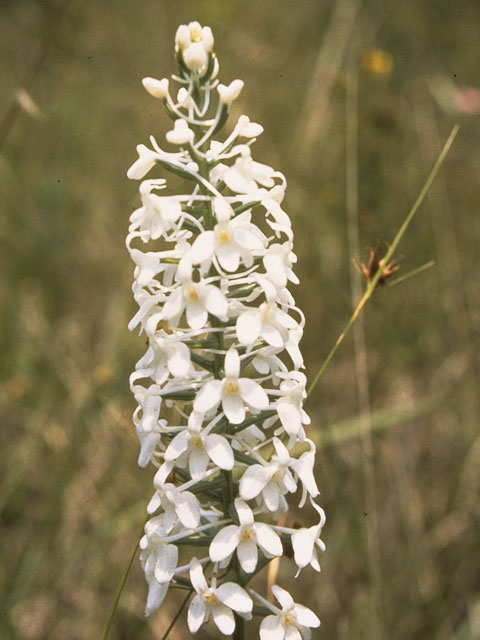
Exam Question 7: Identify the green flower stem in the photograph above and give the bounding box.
[307,124,459,399]
[102,521,146,640]
[160,590,193,640]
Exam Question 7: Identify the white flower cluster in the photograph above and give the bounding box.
[127,21,325,638]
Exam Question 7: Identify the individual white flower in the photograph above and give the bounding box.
[234,114,264,138]
[133,409,166,468]
[259,585,320,640]
[223,146,275,194]
[163,411,234,480]
[239,437,297,511]
[129,182,184,240]
[217,79,244,105]
[258,184,292,230]
[140,515,179,585]
[129,249,164,288]
[161,256,228,329]
[275,371,311,441]
[140,546,170,617]
[209,498,282,573]
[166,119,194,145]
[176,22,214,53]
[142,77,169,99]
[130,378,163,433]
[176,87,195,109]
[194,348,269,424]
[134,332,193,387]
[175,24,192,50]
[236,300,298,348]
[289,443,319,503]
[291,500,326,576]
[187,557,252,635]
[183,43,208,72]
[263,241,298,289]
[176,22,213,73]
[147,481,201,529]
[127,144,161,180]
[190,197,266,272]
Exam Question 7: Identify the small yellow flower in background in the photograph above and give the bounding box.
[362,48,394,76]
[93,364,114,385]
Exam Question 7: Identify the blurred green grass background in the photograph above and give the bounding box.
[1,1,480,638]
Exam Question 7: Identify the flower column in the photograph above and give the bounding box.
[127,21,325,638]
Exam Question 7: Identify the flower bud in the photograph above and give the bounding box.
[177,87,194,108]
[166,119,194,145]
[183,43,208,72]
[236,115,264,138]
[201,26,214,53]
[142,77,169,99]
[175,24,190,50]
[217,79,244,105]
[188,21,203,41]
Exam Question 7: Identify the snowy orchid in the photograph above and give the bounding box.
[258,585,320,640]
[127,20,324,636]
[209,498,282,573]
[188,558,252,635]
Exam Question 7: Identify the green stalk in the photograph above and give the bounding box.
[102,522,145,640]
[307,124,459,398]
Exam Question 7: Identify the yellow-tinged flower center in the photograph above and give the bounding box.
[216,222,230,244]
[204,591,219,605]
[224,378,239,395]
[284,611,296,626]
[192,435,203,449]
[190,26,202,42]
[240,525,254,542]
[262,302,274,323]
[187,285,198,302]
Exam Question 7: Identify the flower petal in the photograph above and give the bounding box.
[190,557,208,594]
[272,585,295,611]
[145,581,169,617]
[261,323,285,348]
[276,400,302,436]
[190,230,216,264]
[215,583,253,613]
[234,498,254,526]
[204,285,228,321]
[186,300,208,330]
[237,539,258,573]
[238,378,269,411]
[217,243,240,272]
[284,625,302,640]
[188,594,207,633]
[194,380,223,413]
[211,602,235,635]
[236,310,262,346]
[189,446,210,481]
[204,434,234,470]
[291,528,316,569]
[293,604,321,628]
[154,544,178,583]
[164,430,190,461]
[224,348,240,378]
[167,342,191,378]
[162,288,184,320]
[260,614,284,640]
[254,523,283,557]
[222,393,245,424]
[175,491,200,529]
[209,525,241,562]
[239,464,273,500]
